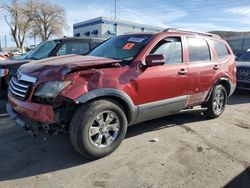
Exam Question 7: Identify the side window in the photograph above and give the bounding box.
[150,37,182,64]
[212,40,230,59]
[57,41,90,56]
[187,38,211,62]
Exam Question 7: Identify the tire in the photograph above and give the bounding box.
[203,84,228,119]
[69,99,128,160]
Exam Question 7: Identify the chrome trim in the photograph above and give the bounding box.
[10,81,27,93]
[9,86,26,98]
[17,69,37,83]
[11,77,29,88]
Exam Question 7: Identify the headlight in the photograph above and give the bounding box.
[34,81,71,98]
[0,69,9,78]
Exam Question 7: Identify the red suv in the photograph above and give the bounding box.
[7,29,236,159]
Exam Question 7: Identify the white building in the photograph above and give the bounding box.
[73,17,163,39]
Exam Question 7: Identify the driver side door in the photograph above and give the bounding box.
[136,36,189,122]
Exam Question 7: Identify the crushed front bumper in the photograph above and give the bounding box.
[7,103,42,136]
[8,93,55,124]
[7,103,26,128]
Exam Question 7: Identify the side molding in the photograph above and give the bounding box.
[137,95,188,123]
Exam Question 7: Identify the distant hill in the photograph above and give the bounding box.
[209,31,250,39]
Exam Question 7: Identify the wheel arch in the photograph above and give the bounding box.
[217,78,231,96]
[75,88,138,125]
[205,77,231,103]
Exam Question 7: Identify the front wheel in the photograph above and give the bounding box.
[203,84,228,119]
[69,99,128,160]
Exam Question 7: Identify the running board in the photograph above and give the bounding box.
[178,107,207,114]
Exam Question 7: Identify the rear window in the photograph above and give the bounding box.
[213,40,230,59]
[187,38,211,62]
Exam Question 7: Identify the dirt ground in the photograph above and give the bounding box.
[0,92,249,188]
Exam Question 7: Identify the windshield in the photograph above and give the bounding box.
[89,34,153,63]
[237,51,250,62]
[27,40,58,60]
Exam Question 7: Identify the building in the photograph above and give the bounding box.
[73,17,163,39]
[226,35,250,56]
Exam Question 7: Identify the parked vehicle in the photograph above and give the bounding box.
[7,29,236,159]
[0,52,9,61]
[236,50,250,91]
[0,37,104,100]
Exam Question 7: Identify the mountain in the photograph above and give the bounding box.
[209,31,250,39]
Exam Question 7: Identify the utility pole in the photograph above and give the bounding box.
[113,0,118,36]
[4,35,7,50]
[114,0,117,20]
[0,36,2,52]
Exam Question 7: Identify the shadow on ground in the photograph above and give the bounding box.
[0,111,206,181]
[224,167,250,188]
[0,93,248,182]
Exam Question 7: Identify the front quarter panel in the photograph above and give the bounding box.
[60,66,140,104]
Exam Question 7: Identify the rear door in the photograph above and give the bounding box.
[186,37,217,105]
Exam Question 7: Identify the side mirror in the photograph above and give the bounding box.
[145,54,166,67]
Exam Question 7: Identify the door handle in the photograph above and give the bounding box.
[213,65,219,70]
[178,68,188,75]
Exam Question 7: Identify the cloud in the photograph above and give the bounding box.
[64,3,187,36]
[64,4,108,36]
[168,22,239,32]
[226,7,250,16]
[119,6,186,28]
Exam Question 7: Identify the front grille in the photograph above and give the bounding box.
[237,69,250,81]
[9,70,37,100]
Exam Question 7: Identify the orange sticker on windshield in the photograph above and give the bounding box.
[122,43,135,50]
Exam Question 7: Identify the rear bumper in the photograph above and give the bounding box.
[8,93,55,124]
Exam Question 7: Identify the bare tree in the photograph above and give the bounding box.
[1,0,31,51]
[26,0,67,41]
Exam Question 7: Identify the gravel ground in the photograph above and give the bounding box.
[0,93,249,188]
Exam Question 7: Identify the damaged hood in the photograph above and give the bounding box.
[19,54,121,77]
[0,59,31,75]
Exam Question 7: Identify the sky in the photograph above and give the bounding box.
[1,0,250,47]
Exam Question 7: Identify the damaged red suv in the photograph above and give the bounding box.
[7,29,236,159]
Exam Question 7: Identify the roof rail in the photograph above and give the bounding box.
[163,28,221,39]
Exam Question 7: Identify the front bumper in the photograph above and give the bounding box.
[7,103,42,136]
[8,92,55,124]
[237,80,250,91]
[7,103,26,128]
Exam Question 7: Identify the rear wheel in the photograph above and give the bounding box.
[203,84,228,118]
[69,99,127,160]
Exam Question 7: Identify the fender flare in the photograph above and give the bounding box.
[205,77,234,103]
[75,88,138,125]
